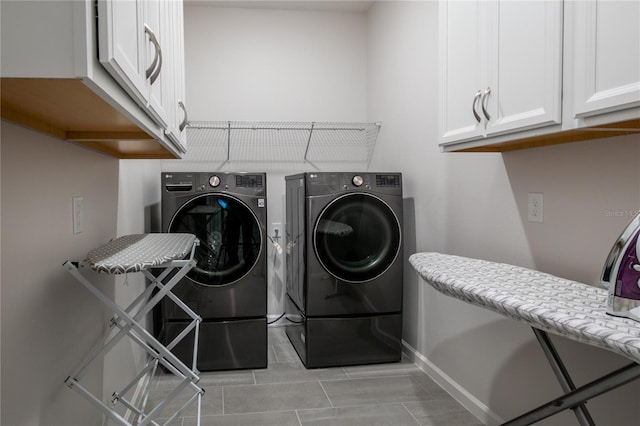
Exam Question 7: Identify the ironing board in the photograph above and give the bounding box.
[409,252,640,426]
[63,234,204,426]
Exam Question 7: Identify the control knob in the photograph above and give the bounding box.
[209,175,221,187]
[352,175,364,187]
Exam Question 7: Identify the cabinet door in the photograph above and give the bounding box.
[439,0,487,144]
[167,0,188,152]
[486,0,563,136]
[573,0,640,118]
[98,0,148,105]
[145,0,171,129]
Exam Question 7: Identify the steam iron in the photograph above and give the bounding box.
[601,213,640,322]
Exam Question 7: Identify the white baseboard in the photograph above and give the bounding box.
[401,340,504,426]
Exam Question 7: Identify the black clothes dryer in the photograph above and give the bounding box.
[155,172,267,371]
[285,172,403,368]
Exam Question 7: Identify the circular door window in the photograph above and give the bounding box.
[169,194,262,287]
[314,193,401,283]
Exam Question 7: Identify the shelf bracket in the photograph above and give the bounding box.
[303,122,315,162]
[226,121,231,162]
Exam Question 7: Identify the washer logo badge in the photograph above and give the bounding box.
[258,198,265,208]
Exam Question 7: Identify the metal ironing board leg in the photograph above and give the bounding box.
[531,328,595,426]
[141,269,202,372]
[502,351,640,425]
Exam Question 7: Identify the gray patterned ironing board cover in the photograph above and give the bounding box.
[85,234,197,274]
[409,252,640,364]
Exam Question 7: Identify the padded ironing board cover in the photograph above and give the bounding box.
[85,234,196,274]
[409,252,640,364]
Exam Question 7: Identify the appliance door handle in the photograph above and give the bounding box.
[472,90,482,123]
[178,101,188,132]
[144,24,162,83]
[481,87,491,122]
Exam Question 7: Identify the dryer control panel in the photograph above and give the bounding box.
[301,172,402,196]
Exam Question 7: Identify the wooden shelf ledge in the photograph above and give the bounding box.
[1,78,175,159]
[453,118,640,153]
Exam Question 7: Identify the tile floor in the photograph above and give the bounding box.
[147,327,482,425]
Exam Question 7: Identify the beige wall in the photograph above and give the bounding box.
[183,4,368,123]
[367,1,640,425]
[1,122,119,425]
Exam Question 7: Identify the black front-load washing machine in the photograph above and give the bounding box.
[155,172,267,371]
[285,172,403,368]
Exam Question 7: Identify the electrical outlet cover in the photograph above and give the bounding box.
[73,196,84,234]
[528,193,544,223]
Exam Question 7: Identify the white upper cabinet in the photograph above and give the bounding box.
[439,0,563,146]
[572,0,640,118]
[439,0,640,152]
[0,0,185,159]
[98,0,186,153]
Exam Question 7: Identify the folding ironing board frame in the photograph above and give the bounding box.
[63,234,204,426]
[505,328,640,426]
[409,252,640,426]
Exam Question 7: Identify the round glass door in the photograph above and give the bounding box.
[313,193,401,283]
[169,194,262,286]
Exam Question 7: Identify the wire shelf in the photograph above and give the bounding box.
[184,121,381,166]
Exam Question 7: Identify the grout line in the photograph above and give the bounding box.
[317,380,334,408]
[182,408,308,423]
[221,385,225,416]
[320,373,417,383]
[343,368,352,379]
[401,402,422,426]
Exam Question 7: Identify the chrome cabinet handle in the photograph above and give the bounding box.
[178,101,188,132]
[472,90,482,123]
[481,87,491,121]
[149,43,163,85]
[144,24,162,83]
